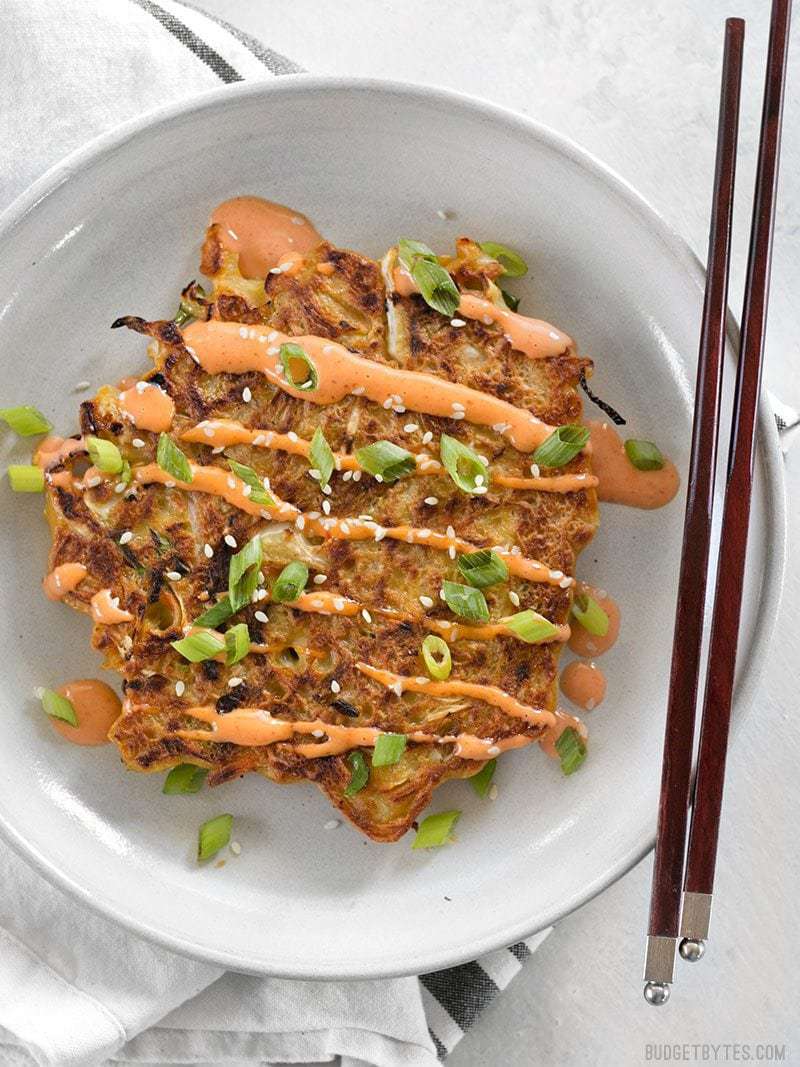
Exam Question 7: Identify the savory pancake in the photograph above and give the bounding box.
[40,219,598,842]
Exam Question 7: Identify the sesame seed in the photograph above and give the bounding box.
[339,521,350,534]
[291,216,305,226]
[488,784,498,801]
[322,499,331,515]
[239,326,249,338]
[113,481,126,493]
[334,597,346,611]
[452,411,465,420]
[212,446,224,454]
[322,483,333,496]
[295,516,306,530]
[446,525,456,539]
[436,208,448,219]
[352,471,362,482]
[483,315,494,325]
[450,318,466,327]
[342,470,353,482]
[439,588,447,600]
[559,576,573,588]
[424,496,439,506]
[308,468,321,480]
[288,431,299,442]
[228,677,244,688]
[352,386,365,396]
[224,534,237,548]
[509,590,520,607]
[324,819,340,830]
[361,608,372,623]
[422,431,433,445]
[135,380,148,394]
[229,840,242,855]
[312,729,325,738]
[331,679,341,694]
[473,485,488,494]
[132,438,145,449]
[203,543,213,558]
[269,267,282,274]
[242,485,252,497]
[403,423,419,433]
[164,481,176,489]
[475,474,484,486]
[256,588,268,601]
[451,402,465,411]
[227,228,239,239]
[255,610,269,623]
[550,569,564,580]
[175,680,185,696]
[382,397,393,409]
[448,546,456,559]
[419,595,434,608]
[242,386,252,402]
[586,698,596,711]
[73,380,91,392]
[549,330,560,340]
[226,476,236,490]
[530,463,541,478]
[166,571,182,581]
[374,527,386,541]
[119,531,133,545]
[487,745,501,757]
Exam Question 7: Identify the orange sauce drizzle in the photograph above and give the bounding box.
[43,562,87,601]
[35,435,86,470]
[50,679,121,746]
[211,196,322,278]
[560,660,606,711]
[181,320,556,452]
[90,589,134,624]
[568,584,620,657]
[119,381,175,433]
[134,460,572,587]
[588,420,680,510]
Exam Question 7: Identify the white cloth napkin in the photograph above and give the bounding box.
[0,2,551,1064]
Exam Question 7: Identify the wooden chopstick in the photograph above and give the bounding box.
[642,17,745,1005]
[679,0,793,960]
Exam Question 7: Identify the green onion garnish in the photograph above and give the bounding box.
[228,535,263,613]
[372,732,407,767]
[87,435,124,474]
[279,343,318,391]
[479,241,528,277]
[501,610,558,643]
[193,596,234,629]
[163,764,207,795]
[354,440,416,483]
[227,459,274,505]
[555,727,586,775]
[624,438,665,471]
[309,427,335,488]
[499,287,520,312]
[344,750,369,796]
[421,635,452,680]
[397,238,437,267]
[0,405,52,436]
[7,465,45,492]
[570,593,609,637]
[225,622,250,665]
[440,434,489,494]
[171,629,225,663]
[532,425,590,468]
[272,560,308,603]
[442,580,489,622]
[397,238,460,317]
[470,758,496,798]
[197,813,233,861]
[412,809,461,849]
[457,549,508,589]
[173,284,206,327]
[156,433,192,483]
[40,688,78,727]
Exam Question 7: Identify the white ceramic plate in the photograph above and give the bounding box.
[0,78,785,979]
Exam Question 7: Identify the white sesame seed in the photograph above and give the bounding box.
[475,474,485,486]
[530,463,541,478]
[509,590,521,607]
[114,482,127,493]
[308,468,322,481]
[549,330,560,340]
[487,745,501,757]
[227,228,239,239]
[295,516,306,530]
[228,677,244,688]
[322,499,331,515]
[352,386,365,396]
[119,531,133,545]
[254,610,269,624]
[135,380,148,394]
[242,386,252,403]
[550,569,564,579]
[334,597,346,611]
[361,608,372,623]
[324,819,340,830]
[439,588,447,600]
[166,571,182,581]
[451,402,465,411]
[203,543,213,558]
[256,588,268,601]
[559,576,573,588]
[288,431,299,443]
[175,680,185,696]
[403,423,419,434]
[212,446,224,454]
[73,380,91,392]
[483,315,494,325]
[510,546,522,556]
[342,470,353,482]
[382,396,393,409]
[203,426,215,439]
[132,438,145,449]
[239,326,249,338]
[331,679,341,694]
[473,485,488,494]
[242,485,252,497]
[229,840,242,855]
[374,527,386,541]
[419,595,434,608]
[422,431,433,445]
[448,546,456,559]
[423,496,439,506]
[224,534,237,548]
[312,729,325,738]
[488,783,498,801]
[339,522,350,534]
[450,318,466,327]
[452,411,465,420]
[198,590,209,602]
[351,471,361,482]
[446,525,456,539]
[436,209,448,219]
[164,480,176,489]
[291,216,305,226]
[269,267,282,274]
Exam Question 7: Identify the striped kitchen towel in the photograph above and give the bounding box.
[0,2,552,1064]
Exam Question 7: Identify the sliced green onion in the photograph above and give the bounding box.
[119,458,132,485]
[355,440,415,483]
[440,434,489,494]
[225,622,251,665]
[193,596,234,629]
[156,433,192,483]
[227,459,274,505]
[228,535,263,613]
[422,635,452,680]
[479,241,528,277]
[7,465,44,492]
[309,427,335,488]
[197,813,233,861]
[272,560,308,603]
[397,238,437,268]
[412,809,461,849]
[532,425,590,468]
[174,284,206,327]
[40,688,78,727]
[442,580,489,622]
[87,435,123,474]
[0,405,52,436]
[624,438,665,471]
[501,609,559,643]
[470,758,496,798]
[411,257,460,317]
[171,629,225,663]
[499,287,520,312]
[570,593,609,637]
[372,732,407,767]
[457,549,508,589]
[150,528,172,554]
[279,343,318,391]
[344,750,369,796]
[555,727,587,776]
[163,764,207,795]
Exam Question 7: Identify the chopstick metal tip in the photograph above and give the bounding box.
[678,937,706,963]
[643,981,671,1006]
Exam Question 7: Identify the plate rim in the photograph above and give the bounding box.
[0,74,787,979]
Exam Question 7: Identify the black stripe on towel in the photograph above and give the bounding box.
[175,0,303,74]
[420,962,499,1032]
[509,941,532,962]
[129,0,243,82]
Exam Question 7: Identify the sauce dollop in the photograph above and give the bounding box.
[90,589,134,624]
[211,196,322,278]
[119,381,175,432]
[588,421,680,510]
[43,562,87,601]
[560,660,606,711]
[568,585,620,657]
[50,679,121,746]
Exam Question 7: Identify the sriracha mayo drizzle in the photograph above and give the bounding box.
[35,435,87,470]
[181,418,596,495]
[90,589,134,624]
[560,660,607,711]
[181,320,556,452]
[392,267,573,359]
[134,460,571,587]
[43,562,87,601]
[588,420,680,509]
[119,381,175,432]
[50,679,121,746]
[211,196,322,279]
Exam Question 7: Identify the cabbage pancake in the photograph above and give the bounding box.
[41,226,597,842]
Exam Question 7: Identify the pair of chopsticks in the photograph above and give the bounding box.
[643,0,792,1005]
